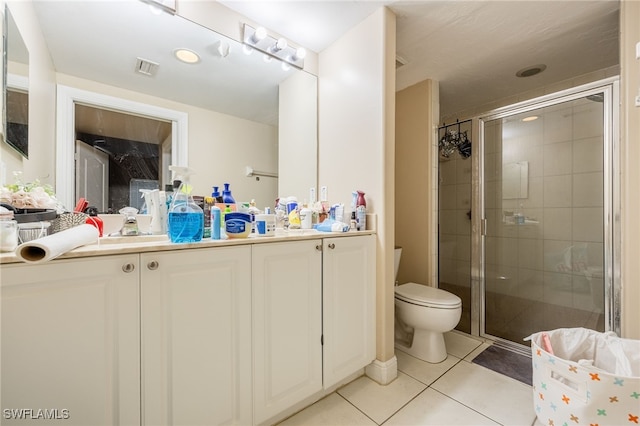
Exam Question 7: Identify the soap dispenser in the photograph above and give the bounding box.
[167,166,204,243]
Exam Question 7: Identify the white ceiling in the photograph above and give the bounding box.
[220,0,620,119]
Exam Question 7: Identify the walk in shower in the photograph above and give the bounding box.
[439,78,620,349]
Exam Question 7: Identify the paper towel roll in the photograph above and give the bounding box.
[15,224,99,263]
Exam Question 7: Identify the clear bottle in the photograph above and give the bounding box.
[168,166,204,243]
[0,208,19,252]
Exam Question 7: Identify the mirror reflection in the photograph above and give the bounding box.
[22,0,317,211]
[4,6,29,158]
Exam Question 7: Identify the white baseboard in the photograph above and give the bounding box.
[365,356,398,385]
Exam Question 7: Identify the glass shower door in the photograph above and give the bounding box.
[481,89,611,345]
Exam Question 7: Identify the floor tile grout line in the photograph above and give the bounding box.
[334,391,382,425]
[428,387,505,425]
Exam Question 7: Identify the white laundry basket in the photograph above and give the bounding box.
[528,328,640,426]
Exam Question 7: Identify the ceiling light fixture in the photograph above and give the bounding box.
[243,23,305,70]
[522,115,539,122]
[516,64,547,78]
[174,48,200,64]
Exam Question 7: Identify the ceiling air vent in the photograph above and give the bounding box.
[135,57,159,76]
[396,55,408,69]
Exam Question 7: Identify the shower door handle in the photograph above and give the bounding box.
[481,218,487,236]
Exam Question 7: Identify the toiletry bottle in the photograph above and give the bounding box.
[168,166,204,243]
[350,211,357,231]
[203,196,214,238]
[356,191,366,231]
[0,207,18,252]
[85,206,104,237]
[300,205,313,229]
[222,183,236,205]
[212,186,223,204]
[211,204,221,240]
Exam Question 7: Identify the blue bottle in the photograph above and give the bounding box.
[212,186,223,203]
[167,166,203,243]
[211,205,221,240]
[222,183,236,204]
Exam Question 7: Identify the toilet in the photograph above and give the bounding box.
[394,247,462,363]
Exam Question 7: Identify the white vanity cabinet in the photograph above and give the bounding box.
[0,232,376,426]
[251,234,376,425]
[0,254,141,426]
[252,240,323,425]
[322,235,376,388]
[140,246,252,426]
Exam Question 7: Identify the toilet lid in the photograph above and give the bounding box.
[395,283,462,308]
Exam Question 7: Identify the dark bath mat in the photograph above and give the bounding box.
[472,345,532,386]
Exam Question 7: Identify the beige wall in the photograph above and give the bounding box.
[395,80,439,286]
[319,7,396,364]
[620,0,640,339]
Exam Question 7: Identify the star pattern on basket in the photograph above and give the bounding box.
[614,378,624,386]
[570,413,579,423]
[629,413,639,423]
[563,394,571,404]
[610,396,619,403]
[631,392,640,399]
[598,408,607,416]
[590,373,601,381]
[569,365,578,373]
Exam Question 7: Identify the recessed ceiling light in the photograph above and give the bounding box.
[522,116,539,122]
[516,64,547,78]
[174,48,200,64]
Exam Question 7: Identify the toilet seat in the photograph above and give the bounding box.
[395,283,462,308]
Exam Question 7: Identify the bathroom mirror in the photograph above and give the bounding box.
[27,1,317,208]
[3,5,29,159]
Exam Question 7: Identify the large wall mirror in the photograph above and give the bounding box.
[26,0,317,211]
[3,5,29,159]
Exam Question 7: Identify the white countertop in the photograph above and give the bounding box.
[0,229,375,265]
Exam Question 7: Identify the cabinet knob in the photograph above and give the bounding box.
[315,244,322,251]
[328,243,336,249]
[147,260,159,270]
[122,263,135,273]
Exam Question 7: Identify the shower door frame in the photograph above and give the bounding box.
[470,77,621,349]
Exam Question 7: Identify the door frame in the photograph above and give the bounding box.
[55,85,188,210]
[471,77,620,348]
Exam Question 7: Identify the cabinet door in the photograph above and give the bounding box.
[323,235,376,388]
[141,246,252,426]
[1,254,140,425]
[252,240,323,425]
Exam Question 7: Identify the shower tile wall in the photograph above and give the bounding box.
[439,145,472,334]
[483,98,605,343]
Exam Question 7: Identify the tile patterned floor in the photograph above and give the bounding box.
[279,331,539,426]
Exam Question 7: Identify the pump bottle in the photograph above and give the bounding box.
[167,166,204,243]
